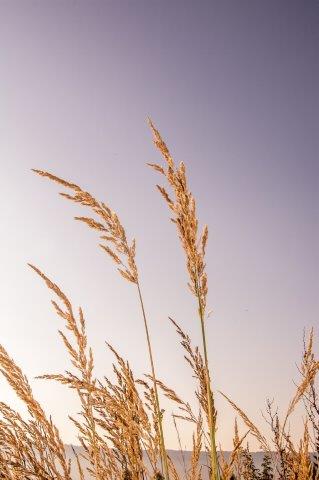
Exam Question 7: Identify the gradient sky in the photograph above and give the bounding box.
[1,0,318,450]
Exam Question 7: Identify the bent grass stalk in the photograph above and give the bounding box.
[137,282,170,480]
[32,169,170,480]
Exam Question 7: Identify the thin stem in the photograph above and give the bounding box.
[137,281,170,480]
[173,415,187,479]
[196,281,220,480]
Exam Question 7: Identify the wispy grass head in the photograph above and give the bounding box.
[32,169,138,284]
[147,120,208,314]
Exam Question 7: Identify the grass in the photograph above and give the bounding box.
[0,121,318,480]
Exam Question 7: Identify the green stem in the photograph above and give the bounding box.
[137,282,170,480]
[196,282,220,480]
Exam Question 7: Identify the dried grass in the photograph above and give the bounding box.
[0,122,317,480]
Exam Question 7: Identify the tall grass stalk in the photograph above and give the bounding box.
[148,120,220,479]
[33,169,170,480]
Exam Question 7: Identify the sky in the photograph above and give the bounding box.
[0,0,318,450]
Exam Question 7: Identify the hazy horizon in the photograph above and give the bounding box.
[1,0,318,451]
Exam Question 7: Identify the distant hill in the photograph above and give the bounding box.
[64,445,267,479]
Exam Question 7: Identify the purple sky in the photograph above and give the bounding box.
[1,1,318,449]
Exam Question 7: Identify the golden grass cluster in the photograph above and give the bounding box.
[0,122,318,480]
